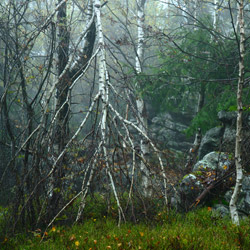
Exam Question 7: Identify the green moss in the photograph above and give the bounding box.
[2,207,250,250]
[193,171,203,176]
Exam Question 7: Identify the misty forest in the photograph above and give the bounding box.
[1,0,250,249]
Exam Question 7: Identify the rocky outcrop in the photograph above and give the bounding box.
[150,112,193,152]
[198,128,224,159]
[211,176,250,218]
[172,149,250,218]
[224,176,250,216]
[198,111,250,159]
[217,110,237,125]
[193,151,232,172]
[172,151,234,211]
[162,110,250,215]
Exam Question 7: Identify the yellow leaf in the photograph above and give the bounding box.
[75,241,80,246]
[139,232,144,237]
[52,226,56,232]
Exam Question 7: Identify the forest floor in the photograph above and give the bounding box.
[1,207,250,250]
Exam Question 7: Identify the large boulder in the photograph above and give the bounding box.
[150,112,193,152]
[178,173,204,211]
[173,151,233,211]
[198,111,250,159]
[224,176,250,216]
[218,110,237,126]
[193,151,232,172]
[198,127,224,159]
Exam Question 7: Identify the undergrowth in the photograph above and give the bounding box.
[1,206,250,250]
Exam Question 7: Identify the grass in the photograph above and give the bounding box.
[1,207,250,250]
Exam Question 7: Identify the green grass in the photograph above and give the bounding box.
[1,208,250,250]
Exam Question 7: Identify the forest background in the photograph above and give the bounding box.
[0,0,250,247]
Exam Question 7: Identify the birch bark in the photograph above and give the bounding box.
[135,0,152,197]
[229,0,245,226]
[48,0,96,218]
[235,2,240,33]
[213,0,219,30]
[94,0,125,224]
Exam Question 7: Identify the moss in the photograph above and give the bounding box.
[2,207,250,250]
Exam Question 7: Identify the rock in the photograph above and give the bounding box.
[177,174,204,211]
[150,112,193,152]
[224,176,250,216]
[198,127,224,159]
[212,204,230,217]
[180,174,203,194]
[222,127,236,152]
[218,111,237,126]
[193,151,232,172]
[199,111,250,159]
[173,151,233,211]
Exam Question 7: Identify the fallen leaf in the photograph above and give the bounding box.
[207,207,212,212]
[139,232,144,237]
[70,234,76,241]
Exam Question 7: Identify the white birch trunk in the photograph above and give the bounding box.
[213,0,219,30]
[135,0,151,197]
[94,0,125,224]
[230,0,245,226]
[235,2,240,33]
[194,0,198,28]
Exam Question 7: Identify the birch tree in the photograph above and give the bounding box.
[230,0,245,225]
[213,0,219,30]
[73,0,170,223]
[0,0,175,232]
[47,0,96,217]
[135,0,152,197]
[0,0,99,229]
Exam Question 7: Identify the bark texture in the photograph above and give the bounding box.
[229,0,245,226]
[135,0,151,197]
